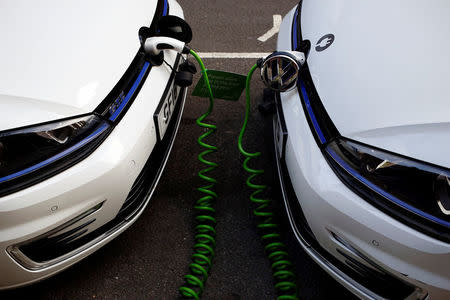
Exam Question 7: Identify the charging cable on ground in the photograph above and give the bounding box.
[141,26,218,298]
[178,50,218,300]
[238,64,299,300]
[142,18,303,298]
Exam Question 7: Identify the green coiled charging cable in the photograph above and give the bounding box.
[238,64,299,300]
[179,53,299,300]
[179,50,218,300]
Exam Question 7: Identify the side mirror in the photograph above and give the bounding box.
[260,51,305,92]
[156,15,192,43]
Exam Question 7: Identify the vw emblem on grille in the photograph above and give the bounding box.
[261,53,300,92]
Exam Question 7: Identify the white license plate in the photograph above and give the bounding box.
[154,83,180,141]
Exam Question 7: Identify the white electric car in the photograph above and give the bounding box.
[273,1,450,299]
[0,0,187,289]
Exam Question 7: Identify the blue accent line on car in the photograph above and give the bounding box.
[299,80,327,144]
[326,147,450,228]
[292,5,298,50]
[0,123,110,184]
[109,0,168,122]
[109,62,151,122]
[293,5,326,144]
[163,0,168,16]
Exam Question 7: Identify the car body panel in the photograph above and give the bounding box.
[0,0,157,131]
[300,0,450,168]
[276,5,450,299]
[0,0,187,289]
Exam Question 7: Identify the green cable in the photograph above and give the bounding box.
[179,55,298,299]
[179,49,218,300]
[238,64,300,300]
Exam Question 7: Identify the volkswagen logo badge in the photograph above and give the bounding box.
[260,52,301,92]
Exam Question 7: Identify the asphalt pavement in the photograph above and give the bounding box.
[1,1,357,299]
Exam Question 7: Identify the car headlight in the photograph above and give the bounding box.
[0,32,155,197]
[0,114,111,196]
[296,70,450,241]
[324,137,450,242]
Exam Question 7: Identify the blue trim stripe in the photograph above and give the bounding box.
[326,147,450,228]
[109,0,167,122]
[299,80,327,144]
[163,0,168,16]
[292,5,298,50]
[0,123,110,184]
[109,62,150,122]
[293,5,327,144]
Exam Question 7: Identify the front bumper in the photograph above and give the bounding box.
[274,6,450,300]
[0,50,186,290]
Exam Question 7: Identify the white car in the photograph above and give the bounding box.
[0,0,187,289]
[273,1,450,299]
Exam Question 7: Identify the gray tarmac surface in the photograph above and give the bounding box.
[1,1,357,299]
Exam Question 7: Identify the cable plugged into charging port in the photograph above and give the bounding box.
[140,14,306,298]
[140,15,218,299]
[139,15,196,86]
[142,35,196,86]
[237,51,307,300]
[144,36,191,57]
[257,51,306,115]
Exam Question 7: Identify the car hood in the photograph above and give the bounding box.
[0,0,157,131]
[300,0,450,168]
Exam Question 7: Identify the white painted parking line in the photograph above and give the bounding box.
[257,15,282,42]
[196,52,271,59]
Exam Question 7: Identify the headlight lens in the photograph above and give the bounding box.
[0,114,111,196]
[325,138,450,241]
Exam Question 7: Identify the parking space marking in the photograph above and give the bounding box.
[257,14,282,42]
[196,52,271,59]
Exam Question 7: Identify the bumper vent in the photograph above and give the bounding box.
[330,231,427,300]
[7,202,103,270]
